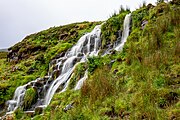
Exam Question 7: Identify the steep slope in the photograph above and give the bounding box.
[0,21,101,116]
[30,2,179,120]
[0,1,180,120]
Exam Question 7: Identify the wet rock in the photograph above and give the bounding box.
[47,77,54,84]
[50,59,57,66]
[52,64,58,71]
[44,76,50,79]
[64,102,74,112]
[34,82,43,88]
[77,52,84,57]
[24,111,35,117]
[52,70,61,79]
[53,52,65,59]
[90,44,95,52]
[83,37,88,46]
[82,46,88,54]
[115,30,122,40]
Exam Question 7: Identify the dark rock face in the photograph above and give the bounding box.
[6,51,19,62]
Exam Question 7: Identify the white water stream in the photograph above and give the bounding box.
[115,13,131,51]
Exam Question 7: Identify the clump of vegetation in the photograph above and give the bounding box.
[22,87,38,110]
[81,66,115,103]
[0,52,8,59]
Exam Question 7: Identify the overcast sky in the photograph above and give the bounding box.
[0,0,157,49]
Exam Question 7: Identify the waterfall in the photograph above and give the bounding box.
[74,70,88,90]
[115,13,131,51]
[6,25,101,112]
[7,86,26,111]
[6,13,131,114]
[44,25,101,105]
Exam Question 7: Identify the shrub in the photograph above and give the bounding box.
[88,56,102,74]
[81,66,115,103]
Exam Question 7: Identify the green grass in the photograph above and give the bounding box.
[0,1,180,120]
[0,52,7,59]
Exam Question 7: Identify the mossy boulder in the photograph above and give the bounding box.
[22,87,38,110]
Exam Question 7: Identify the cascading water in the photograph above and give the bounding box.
[6,13,131,115]
[7,86,26,112]
[115,13,131,51]
[44,25,101,105]
[6,24,102,112]
[74,70,88,90]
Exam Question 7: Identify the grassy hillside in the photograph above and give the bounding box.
[0,21,101,113]
[1,1,180,119]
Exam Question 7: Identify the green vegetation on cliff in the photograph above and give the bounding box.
[0,21,101,108]
[0,1,179,119]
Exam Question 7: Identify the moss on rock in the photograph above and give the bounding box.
[22,87,38,110]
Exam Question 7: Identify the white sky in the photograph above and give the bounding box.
[0,0,157,49]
